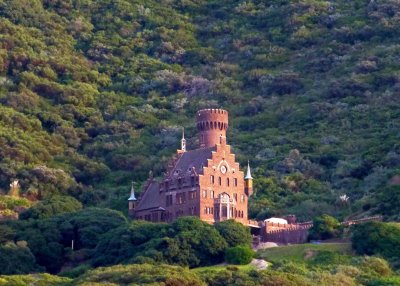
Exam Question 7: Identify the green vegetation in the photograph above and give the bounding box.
[3,208,127,274]
[0,245,399,285]
[74,264,205,286]
[0,195,31,219]
[19,195,82,220]
[225,245,254,265]
[0,0,397,222]
[0,0,399,284]
[0,273,71,286]
[214,219,252,247]
[309,214,342,240]
[0,215,252,275]
[257,243,352,263]
[352,222,400,268]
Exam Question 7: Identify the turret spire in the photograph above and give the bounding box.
[181,127,186,152]
[245,160,253,180]
[128,181,137,201]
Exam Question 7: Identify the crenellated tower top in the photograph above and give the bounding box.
[196,109,228,148]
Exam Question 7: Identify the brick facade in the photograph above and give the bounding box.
[130,109,253,225]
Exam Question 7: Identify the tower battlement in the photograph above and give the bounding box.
[196,109,228,148]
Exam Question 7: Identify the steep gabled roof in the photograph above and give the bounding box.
[169,146,215,177]
[135,181,161,212]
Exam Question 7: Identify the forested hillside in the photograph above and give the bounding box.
[0,0,399,220]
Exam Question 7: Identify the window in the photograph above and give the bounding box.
[189,206,196,215]
[189,191,197,200]
[234,193,237,202]
[166,195,173,206]
[211,190,214,198]
[226,178,230,186]
[191,176,195,186]
[218,177,222,185]
[241,194,245,203]
[203,190,207,198]
[176,193,186,204]
[234,178,238,186]
[210,175,214,184]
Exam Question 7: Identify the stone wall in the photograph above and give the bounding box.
[261,222,312,244]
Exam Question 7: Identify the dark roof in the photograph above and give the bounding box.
[135,181,161,212]
[169,147,215,177]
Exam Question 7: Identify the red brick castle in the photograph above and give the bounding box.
[129,108,254,225]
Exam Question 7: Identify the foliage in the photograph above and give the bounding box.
[0,0,396,223]
[375,185,400,221]
[309,214,342,240]
[257,243,352,264]
[0,196,31,216]
[74,263,205,286]
[0,242,42,275]
[0,225,15,244]
[215,219,252,247]
[92,217,228,268]
[0,273,71,286]
[19,195,82,220]
[225,246,254,265]
[351,222,400,267]
[2,208,127,274]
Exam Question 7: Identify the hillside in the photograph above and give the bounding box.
[0,0,399,220]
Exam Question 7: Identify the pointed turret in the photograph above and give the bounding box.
[181,128,186,152]
[128,182,137,217]
[245,161,253,180]
[128,182,137,201]
[244,161,253,197]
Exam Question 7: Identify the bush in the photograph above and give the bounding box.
[74,264,205,286]
[19,195,82,220]
[351,222,400,265]
[215,220,252,247]
[225,246,254,265]
[0,242,42,274]
[309,215,342,240]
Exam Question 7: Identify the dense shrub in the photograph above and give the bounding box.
[215,219,252,247]
[225,246,254,265]
[351,222,400,266]
[0,242,42,274]
[92,217,227,268]
[74,264,205,286]
[309,215,342,240]
[19,195,82,220]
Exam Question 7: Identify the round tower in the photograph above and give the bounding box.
[196,109,228,148]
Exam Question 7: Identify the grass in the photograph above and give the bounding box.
[257,243,353,263]
[192,263,256,275]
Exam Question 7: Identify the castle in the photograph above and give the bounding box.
[128,108,255,225]
[127,111,383,244]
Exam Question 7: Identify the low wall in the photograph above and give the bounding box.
[261,222,312,244]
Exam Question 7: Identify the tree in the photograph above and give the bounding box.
[225,246,254,265]
[351,222,400,265]
[0,225,15,244]
[215,220,252,247]
[309,215,342,240]
[0,242,42,274]
[19,195,82,220]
